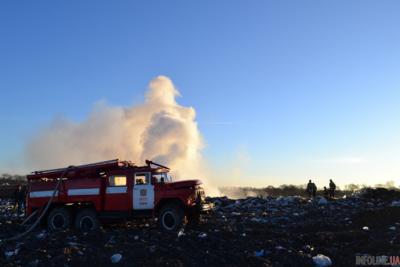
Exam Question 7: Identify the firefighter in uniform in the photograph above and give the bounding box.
[14,185,26,215]
[329,179,336,198]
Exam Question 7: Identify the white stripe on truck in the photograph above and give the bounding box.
[106,186,127,194]
[67,188,99,196]
[30,190,59,198]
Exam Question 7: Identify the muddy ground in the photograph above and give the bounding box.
[1,188,400,267]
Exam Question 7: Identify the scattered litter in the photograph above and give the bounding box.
[110,253,122,264]
[36,231,47,239]
[254,249,265,257]
[177,229,185,238]
[317,197,328,205]
[148,245,156,253]
[198,232,207,239]
[28,259,39,267]
[302,245,314,252]
[0,187,397,266]
[4,248,19,259]
[391,200,400,207]
[312,254,332,266]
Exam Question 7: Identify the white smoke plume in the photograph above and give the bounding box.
[25,76,215,192]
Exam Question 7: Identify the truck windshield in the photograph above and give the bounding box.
[153,173,172,183]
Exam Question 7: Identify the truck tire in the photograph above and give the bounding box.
[47,207,71,231]
[74,209,99,232]
[159,204,184,231]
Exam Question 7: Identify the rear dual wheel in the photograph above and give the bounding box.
[47,207,71,231]
[47,207,99,232]
[74,209,99,232]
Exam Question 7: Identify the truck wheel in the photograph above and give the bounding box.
[47,207,71,231]
[75,209,99,232]
[159,204,184,231]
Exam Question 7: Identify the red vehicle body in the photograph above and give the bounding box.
[26,159,211,231]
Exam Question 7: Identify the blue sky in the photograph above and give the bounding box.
[1,1,400,187]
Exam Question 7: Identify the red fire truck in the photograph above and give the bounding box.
[26,159,211,231]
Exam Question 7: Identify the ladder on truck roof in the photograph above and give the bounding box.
[27,159,134,180]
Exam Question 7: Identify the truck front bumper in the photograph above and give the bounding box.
[199,201,214,213]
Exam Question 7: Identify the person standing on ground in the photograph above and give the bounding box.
[13,184,26,215]
[329,179,336,198]
[307,180,317,198]
[306,180,313,198]
[311,181,317,198]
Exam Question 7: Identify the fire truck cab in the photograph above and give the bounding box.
[26,159,211,231]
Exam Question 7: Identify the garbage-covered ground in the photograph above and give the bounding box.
[1,188,400,267]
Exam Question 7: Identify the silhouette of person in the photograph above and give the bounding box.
[14,185,26,215]
[307,180,317,198]
[329,179,336,198]
[311,182,317,198]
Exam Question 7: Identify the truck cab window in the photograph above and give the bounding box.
[109,175,127,186]
[152,173,172,183]
[135,173,150,185]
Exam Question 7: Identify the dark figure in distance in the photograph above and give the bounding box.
[14,185,26,215]
[306,180,317,198]
[329,179,336,198]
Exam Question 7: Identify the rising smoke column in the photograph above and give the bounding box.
[25,76,207,182]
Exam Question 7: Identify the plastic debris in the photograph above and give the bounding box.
[362,226,369,231]
[4,248,19,258]
[390,200,400,207]
[254,249,265,257]
[110,253,122,264]
[317,197,328,205]
[28,259,39,267]
[198,232,207,239]
[312,254,332,266]
[148,245,156,253]
[36,231,47,239]
[177,229,185,238]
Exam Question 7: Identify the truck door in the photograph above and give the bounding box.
[104,172,130,211]
[133,172,154,210]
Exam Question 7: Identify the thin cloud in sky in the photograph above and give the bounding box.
[312,157,367,164]
[201,122,236,126]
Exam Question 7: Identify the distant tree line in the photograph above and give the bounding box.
[0,173,27,186]
[219,180,399,199]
